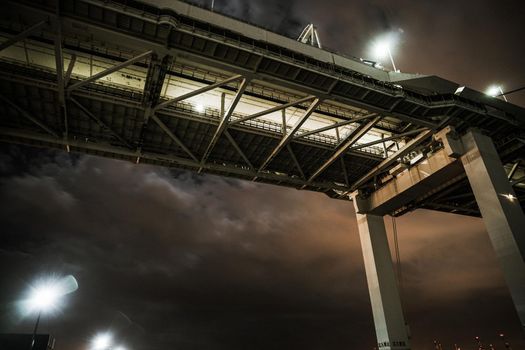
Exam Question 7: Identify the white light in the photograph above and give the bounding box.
[92,333,113,350]
[369,32,401,72]
[114,346,127,350]
[486,85,508,102]
[28,285,60,311]
[194,103,205,113]
[486,85,502,97]
[371,40,392,60]
[24,275,78,314]
[501,193,517,202]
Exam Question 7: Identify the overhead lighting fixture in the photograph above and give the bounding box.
[485,85,508,102]
[369,32,401,72]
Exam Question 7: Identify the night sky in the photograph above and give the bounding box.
[1,0,525,349]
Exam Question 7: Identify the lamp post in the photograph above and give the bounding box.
[486,85,508,102]
[24,275,78,350]
[370,34,400,72]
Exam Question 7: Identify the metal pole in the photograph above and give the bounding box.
[387,47,398,72]
[498,86,508,102]
[211,0,215,11]
[29,311,42,350]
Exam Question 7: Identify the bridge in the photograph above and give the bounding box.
[1,1,525,349]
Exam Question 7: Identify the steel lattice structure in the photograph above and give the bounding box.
[0,0,524,217]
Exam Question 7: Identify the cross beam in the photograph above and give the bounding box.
[258,98,322,171]
[0,20,48,52]
[307,116,382,183]
[230,96,316,125]
[67,50,154,92]
[0,95,59,138]
[155,75,244,111]
[70,97,134,150]
[201,78,250,164]
[295,113,377,139]
[351,128,434,190]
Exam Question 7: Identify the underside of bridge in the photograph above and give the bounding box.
[1,1,525,349]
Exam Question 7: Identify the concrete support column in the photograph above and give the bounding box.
[461,130,525,331]
[353,200,410,350]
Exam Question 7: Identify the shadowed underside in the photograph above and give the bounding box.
[0,0,524,217]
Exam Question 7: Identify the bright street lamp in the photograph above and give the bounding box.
[91,332,129,350]
[24,275,79,350]
[370,33,401,72]
[92,332,113,350]
[485,84,508,102]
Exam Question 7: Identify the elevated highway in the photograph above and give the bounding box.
[1,1,525,349]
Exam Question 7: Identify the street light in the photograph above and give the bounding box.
[91,332,129,350]
[485,84,508,102]
[92,332,113,350]
[24,275,78,350]
[370,33,401,72]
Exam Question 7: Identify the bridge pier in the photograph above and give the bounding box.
[461,130,525,331]
[352,201,411,350]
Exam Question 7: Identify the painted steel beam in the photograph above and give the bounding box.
[230,95,316,125]
[151,114,198,162]
[67,50,154,92]
[295,113,377,139]
[307,116,381,183]
[0,95,59,138]
[0,20,48,52]
[64,54,76,88]
[351,128,434,190]
[258,98,322,171]
[155,74,244,111]
[201,78,250,163]
[287,144,305,180]
[0,127,350,192]
[70,97,134,150]
[224,130,254,169]
[347,128,428,153]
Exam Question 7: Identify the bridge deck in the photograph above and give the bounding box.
[1,0,524,216]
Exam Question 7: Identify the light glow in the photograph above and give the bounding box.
[486,85,502,97]
[485,85,508,102]
[371,40,393,60]
[23,275,79,314]
[194,103,205,113]
[501,193,517,202]
[369,31,402,71]
[92,332,113,350]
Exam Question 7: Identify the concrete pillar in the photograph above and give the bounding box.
[353,200,411,350]
[461,130,525,331]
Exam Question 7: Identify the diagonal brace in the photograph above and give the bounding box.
[230,96,316,125]
[67,50,154,92]
[201,78,250,163]
[258,98,322,171]
[307,116,382,183]
[70,97,134,150]
[0,95,59,138]
[0,20,48,52]
[155,75,243,111]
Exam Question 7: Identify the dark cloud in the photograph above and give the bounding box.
[0,144,523,349]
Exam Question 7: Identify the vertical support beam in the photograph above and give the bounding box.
[353,198,411,350]
[281,109,287,135]
[461,130,525,330]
